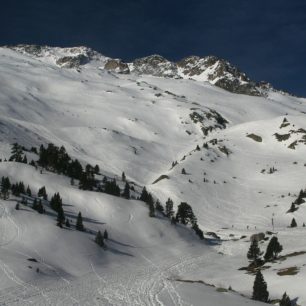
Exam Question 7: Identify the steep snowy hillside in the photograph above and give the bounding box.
[0,45,306,305]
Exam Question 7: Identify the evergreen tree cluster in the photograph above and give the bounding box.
[38,143,83,179]
[49,192,65,226]
[38,186,48,200]
[161,197,203,239]
[122,182,130,199]
[9,143,27,163]
[79,164,96,190]
[104,179,121,196]
[50,192,63,212]
[247,236,283,267]
[34,143,137,200]
[175,202,197,225]
[95,231,104,247]
[139,187,155,217]
[293,188,306,205]
[11,181,26,196]
[175,202,204,239]
[287,188,306,214]
[1,176,11,199]
[95,229,109,247]
[32,198,44,214]
[1,175,46,215]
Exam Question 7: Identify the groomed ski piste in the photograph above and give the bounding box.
[0,46,306,305]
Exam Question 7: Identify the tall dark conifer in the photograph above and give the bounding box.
[264,236,283,261]
[247,240,261,263]
[165,198,174,218]
[279,292,291,306]
[95,231,104,247]
[252,270,269,303]
[122,182,130,199]
[76,212,85,231]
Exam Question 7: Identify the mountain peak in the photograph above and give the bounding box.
[4,44,282,97]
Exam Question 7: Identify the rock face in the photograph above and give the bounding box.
[250,232,265,242]
[131,55,178,78]
[104,59,130,74]
[7,45,106,69]
[128,54,262,96]
[177,56,261,96]
[56,54,89,68]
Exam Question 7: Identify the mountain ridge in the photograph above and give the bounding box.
[4,44,293,98]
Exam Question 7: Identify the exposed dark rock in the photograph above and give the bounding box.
[104,59,130,74]
[56,54,89,68]
[132,55,178,77]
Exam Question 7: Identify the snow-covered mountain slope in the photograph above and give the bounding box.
[7,44,290,97]
[0,45,306,305]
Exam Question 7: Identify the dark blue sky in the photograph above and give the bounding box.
[1,0,306,96]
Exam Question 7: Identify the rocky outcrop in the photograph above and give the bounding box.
[131,55,178,78]
[104,59,130,74]
[178,56,261,96]
[250,232,265,242]
[56,54,89,68]
[7,45,105,69]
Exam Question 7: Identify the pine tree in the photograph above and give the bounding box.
[95,231,104,247]
[139,186,149,202]
[76,212,85,231]
[122,182,130,199]
[155,199,164,213]
[94,164,100,174]
[1,177,10,199]
[247,239,261,263]
[192,222,204,239]
[165,198,174,218]
[181,168,186,174]
[9,143,23,162]
[26,185,32,197]
[264,236,283,261]
[65,219,71,228]
[50,192,62,212]
[252,270,269,303]
[57,207,65,226]
[122,171,126,181]
[287,203,296,213]
[176,202,196,225]
[103,229,108,240]
[171,216,177,225]
[38,186,48,200]
[37,199,44,214]
[22,155,27,164]
[32,198,38,210]
[290,218,297,228]
[279,292,291,306]
[149,201,155,217]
